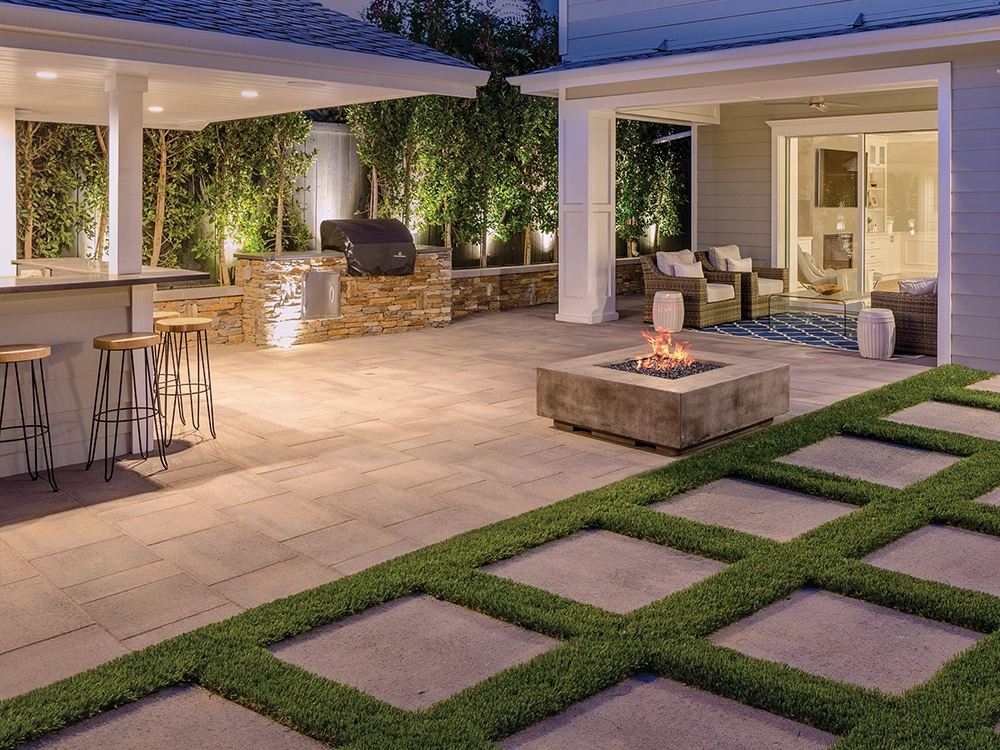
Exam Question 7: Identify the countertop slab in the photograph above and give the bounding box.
[2,259,209,295]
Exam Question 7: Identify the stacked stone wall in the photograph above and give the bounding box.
[237,250,451,347]
[153,292,244,346]
[615,259,643,296]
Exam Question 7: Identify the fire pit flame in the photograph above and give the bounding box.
[637,328,695,371]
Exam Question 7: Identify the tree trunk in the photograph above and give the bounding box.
[552,229,558,264]
[523,222,532,266]
[94,126,108,259]
[150,130,168,268]
[443,196,452,249]
[369,165,379,219]
[480,222,488,270]
[217,232,230,286]
[274,136,285,254]
[23,204,33,260]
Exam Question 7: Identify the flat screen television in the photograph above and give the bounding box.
[815,148,858,208]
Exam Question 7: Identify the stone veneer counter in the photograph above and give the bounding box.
[235,247,451,347]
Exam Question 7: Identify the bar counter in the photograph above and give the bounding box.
[0,259,209,479]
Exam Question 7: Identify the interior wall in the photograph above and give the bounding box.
[696,87,937,265]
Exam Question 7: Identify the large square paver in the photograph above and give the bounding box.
[976,487,1000,506]
[863,525,1000,597]
[22,684,326,749]
[482,530,727,614]
[776,436,960,489]
[651,479,856,542]
[710,589,983,695]
[269,594,558,711]
[501,674,835,749]
[886,401,1000,443]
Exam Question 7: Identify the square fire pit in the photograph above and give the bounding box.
[537,346,789,455]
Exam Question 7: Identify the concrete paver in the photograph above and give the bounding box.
[500,674,836,749]
[710,589,983,695]
[0,298,934,701]
[863,525,1000,597]
[20,685,329,749]
[270,593,559,711]
[777,435,960,489]
[976,487,1000,506]
[886,401,1000,442]
[967,377,1000,394]
[483,529,727,614]
[652,479,856,542]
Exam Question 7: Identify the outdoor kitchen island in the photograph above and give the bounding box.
[0,260,208,479]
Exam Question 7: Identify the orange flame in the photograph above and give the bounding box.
[637,328,696,370]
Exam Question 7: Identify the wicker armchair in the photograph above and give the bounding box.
[695,251,790,319]
[640,255,742,328]
[870,290,937,355]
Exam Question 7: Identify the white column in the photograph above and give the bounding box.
[0,106,16,274]
[106,74,147,276]
[556,98,618,324]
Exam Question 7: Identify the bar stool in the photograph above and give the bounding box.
[0,344,57,491]
[88,332,166,481]
[155,317,216,445]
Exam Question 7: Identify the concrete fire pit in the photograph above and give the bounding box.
[537,346,789,455]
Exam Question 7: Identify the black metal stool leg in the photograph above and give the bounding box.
[0,355,58,491]
[33,359,58,491]
[197,329,216,439]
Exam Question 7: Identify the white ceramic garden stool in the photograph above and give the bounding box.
[857,308,896,360]
[653,291,684,332]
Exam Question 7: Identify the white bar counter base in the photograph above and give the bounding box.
[0,259,207,478]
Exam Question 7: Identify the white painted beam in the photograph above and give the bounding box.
[556,98,618,324]
[0,106,15,274]
[106,74,147,276]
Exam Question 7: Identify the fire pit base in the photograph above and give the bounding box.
[537,346,789,456]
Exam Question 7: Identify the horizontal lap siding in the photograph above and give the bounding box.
[950,51,1000,372]
[563,0,998,62]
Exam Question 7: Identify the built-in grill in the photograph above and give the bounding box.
[319,218,416,276]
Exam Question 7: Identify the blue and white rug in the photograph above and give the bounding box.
[700,311,859,351]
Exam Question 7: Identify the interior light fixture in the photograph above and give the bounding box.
[241,90,259,98]
[148,106,164,113]
[35,71,57,79]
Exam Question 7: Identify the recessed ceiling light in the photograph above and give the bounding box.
[286,81,326,89]
[36,71,57,79]
[148,106,164,113]
[241,90,259,98]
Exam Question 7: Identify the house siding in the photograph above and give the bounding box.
[696,89,938,265]
[949,50,1000,370]
[562,0,999,62]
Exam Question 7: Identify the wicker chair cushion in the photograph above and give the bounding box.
[655,249,694,275]
[758,277,785,295]
[674,262,705,278]
[706,283,736,303]
[709,244,742,271]
[726,257,753,272]
[898,276,938,295]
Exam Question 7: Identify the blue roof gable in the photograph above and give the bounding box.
[0,0,478,69]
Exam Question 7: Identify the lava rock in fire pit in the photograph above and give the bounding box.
[601,359,721,380]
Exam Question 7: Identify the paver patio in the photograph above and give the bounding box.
[709,589,985,695]
[499,674,837,749]
[0,297,936,702]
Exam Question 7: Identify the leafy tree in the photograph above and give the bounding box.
[142,128,206,268]
[258,112,315,254]
[616,119,689,254]
[15,122,98,259]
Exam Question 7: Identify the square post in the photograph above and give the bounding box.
[106,74,147,276]
[556,98,618,324]
[0,106,15,274]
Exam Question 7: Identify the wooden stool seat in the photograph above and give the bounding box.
[154,317,213,334]
[153,310,181,321]
[0,344,51,363]
[93,332,160,351]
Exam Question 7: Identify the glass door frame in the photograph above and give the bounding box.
[769,111,938,295]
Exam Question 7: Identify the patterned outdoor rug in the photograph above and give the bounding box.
[700,311,859,351]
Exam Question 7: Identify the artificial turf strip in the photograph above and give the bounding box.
[3,365,1000,749]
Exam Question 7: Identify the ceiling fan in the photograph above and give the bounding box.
[765,96,862,112]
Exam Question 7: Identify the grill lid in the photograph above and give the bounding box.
[320,218,416,276]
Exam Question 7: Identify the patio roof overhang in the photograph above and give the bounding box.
[1,3,489,129]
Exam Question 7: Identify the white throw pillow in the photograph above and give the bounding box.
[897,276,938,295]
[673,262,705,278]
[726,257,753,273]
[655,249,694,275]
[708,244,742,271]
